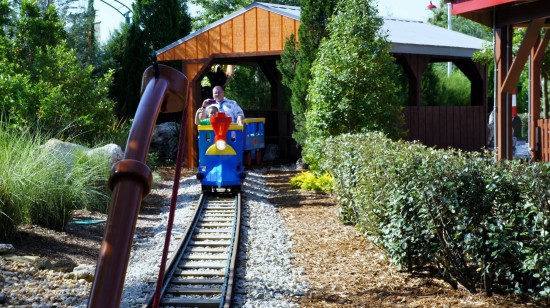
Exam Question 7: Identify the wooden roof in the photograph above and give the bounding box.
[155,2,300,62]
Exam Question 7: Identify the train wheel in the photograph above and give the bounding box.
[244,151,252,167]
[255,150,262,165]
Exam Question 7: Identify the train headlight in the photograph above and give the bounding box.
[215,139,227,151]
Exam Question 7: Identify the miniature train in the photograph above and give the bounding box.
[196,112,265,193]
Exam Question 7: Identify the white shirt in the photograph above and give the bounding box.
[217,98,244,123]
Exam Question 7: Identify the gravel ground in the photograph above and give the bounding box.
[120,165,307,307]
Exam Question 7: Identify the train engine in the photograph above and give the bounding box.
[196,112,265,193]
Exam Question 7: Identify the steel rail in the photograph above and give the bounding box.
[142,193,240,307]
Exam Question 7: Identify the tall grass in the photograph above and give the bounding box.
[0,123,111,240]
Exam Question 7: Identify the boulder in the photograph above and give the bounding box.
[150,122,180,163]
[33,257,53,270]
[43,139,86,161]
[296,158,308,170]
[52,258,77,273]
[263,144,280,162]
[43,138,123,169]
[86,144,123,168]
[71,264,96,282]
[0,244,14,254]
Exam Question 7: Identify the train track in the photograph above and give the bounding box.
[141,193,241,307]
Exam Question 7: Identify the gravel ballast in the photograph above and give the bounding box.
[121,165,307,307]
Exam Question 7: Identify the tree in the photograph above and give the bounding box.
[278,0,337,148]
[13,0,66,72]
[428,1,492,41]
[190,0,248,29]
[65,0,99,70]
[428,0,494,107]
[190,0,299,29]
[0,0,117,143]
[305,0,403,142]
[107,0,192,119]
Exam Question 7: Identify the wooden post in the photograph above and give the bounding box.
[495,25,513,160]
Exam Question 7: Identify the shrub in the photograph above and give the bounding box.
[0,123,112,239]
[20,143,111,230]
[0,123,44,239]
[312,132,550,298]
[290,171,333,192]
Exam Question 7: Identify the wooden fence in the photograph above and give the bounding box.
[403,106,487,152]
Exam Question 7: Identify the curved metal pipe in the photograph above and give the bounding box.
[88,64,187,307]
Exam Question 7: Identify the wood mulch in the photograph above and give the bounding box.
[264,169,545,307]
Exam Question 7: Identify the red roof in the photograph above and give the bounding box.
[447,0,550,27]
[449,0,519,14]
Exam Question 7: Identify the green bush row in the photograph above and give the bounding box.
[311,132,550,298]
[0,124,111,240]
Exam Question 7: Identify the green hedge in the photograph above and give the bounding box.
[311,132,550,298]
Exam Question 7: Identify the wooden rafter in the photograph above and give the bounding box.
[501,18,545,93]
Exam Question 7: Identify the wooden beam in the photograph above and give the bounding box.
[397,54,430,107]
[494,3,550,28]
[533,29,550,60]
[501,18,545,93]
[529,30,550,161]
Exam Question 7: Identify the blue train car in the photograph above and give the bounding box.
[242,118,265,166]
[196,113,265,193]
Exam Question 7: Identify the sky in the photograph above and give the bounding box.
[93,0,438,44]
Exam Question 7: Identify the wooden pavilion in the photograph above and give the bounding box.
[155,2,488,167]
[156,3,299,167]
[447,0,550,161]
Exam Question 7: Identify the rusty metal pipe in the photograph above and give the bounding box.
[88,64,187,307]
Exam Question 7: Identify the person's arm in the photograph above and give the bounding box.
[233,100,245,125]
[195,107,205,125]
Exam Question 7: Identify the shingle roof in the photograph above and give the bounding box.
[382,17,487,57]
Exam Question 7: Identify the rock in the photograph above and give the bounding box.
[263,144,280,161]
[5,255,40,265]
[52,258,77,273]
[150,122,180,163]
[296,158,308,170]
[0,292,8,304]
[42,138,122,169]
[0,244,14,254]
[33,257,53,270]
[86,144,123,168]
[43,138,87,156]
[71,264,95,282]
